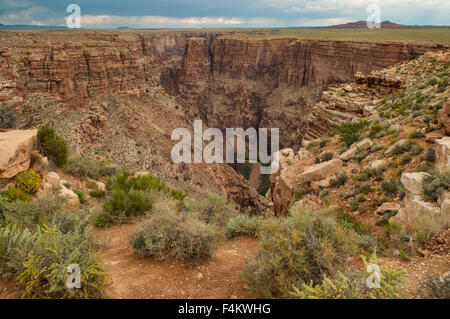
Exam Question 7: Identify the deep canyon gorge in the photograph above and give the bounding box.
[0,30,442,212]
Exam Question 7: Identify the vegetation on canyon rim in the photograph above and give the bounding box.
[0,31,449,299]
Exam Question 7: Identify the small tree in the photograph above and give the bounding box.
[336,120,369,147]
[37,126,68,167]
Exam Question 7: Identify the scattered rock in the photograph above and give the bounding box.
[45,171,60,189]
[352,138,374,150]
[371,159,385,169]
[97,181,106,192]
[296,159,342,184]
[339,147,357,161]
[57,183,80,210]
[35,181,53,198]
[376,202,400,215]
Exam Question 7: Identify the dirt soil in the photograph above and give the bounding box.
[94,224,259,299]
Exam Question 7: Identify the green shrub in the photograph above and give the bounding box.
[101,172,186,225]
[359,184,373,195]
[242,207,362,298]
[290,188,309,206]
[370,124,383,137]
[37,126,68,167]
[336,120,369,147]
[186,194,238,227]
[73,188,86,204]
[392,140,412,155]
[15,169,41,194]
[330,172,348,187]
[225,214,262,238]
[420,273,450,299]
[129,203,221,266]
[89,190,106,198]
[0,198,109,298]
[381,179,399,196]
[90,206,111,228]
[65,157,102,179]
[0,105,17,129]
[290,252,405,299]
[423,170,449,202]
[316,189,328,200]
[422,149,436,163]
[335,209,370,235]
[1,187,31,202]
[320,152,334,162]
[408,131,424,139]
[0,225,35,276]
[16,224,109,298]
[103,189,152,222]
[356,149,368,162]
[349,199,359,211]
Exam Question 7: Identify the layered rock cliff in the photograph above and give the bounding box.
[0,31,440,214]
[163,37,436,147]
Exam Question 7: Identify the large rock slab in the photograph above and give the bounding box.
[45,171,60,189]
[296,159,342,184]
[0,129,37,179]
[391,195,441,228]
[435,137,450,171]
[401,172,430,197]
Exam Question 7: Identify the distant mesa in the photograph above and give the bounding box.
[328,20,449,29]
[0,24,68,30]
[117,26,131,30]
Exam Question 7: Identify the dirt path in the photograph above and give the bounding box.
[94,224,259,299]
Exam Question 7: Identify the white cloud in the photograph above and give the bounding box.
[78,15,282,28]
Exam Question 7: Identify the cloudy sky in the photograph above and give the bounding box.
[0,0,448,28]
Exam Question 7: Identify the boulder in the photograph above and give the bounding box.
[376,202,400,215]
[339,147,357,161]
[297,148,309,161]
[435,137,450,171]
[312,176,333,190]
[297,159,342,184]
[371,159,385,169]
[45,172,60,189]
[35,181,53,198]
[271,169,295,215]
[385,139,408,156]
[401,172,430,197]
[339,138,373,161]
[57,183,80,210]
[0,129,37,179]
[352,138,374,150]
[97,181,106,192]
[391,195,441,227]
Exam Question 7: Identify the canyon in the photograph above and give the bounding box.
[0,30,442,213]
